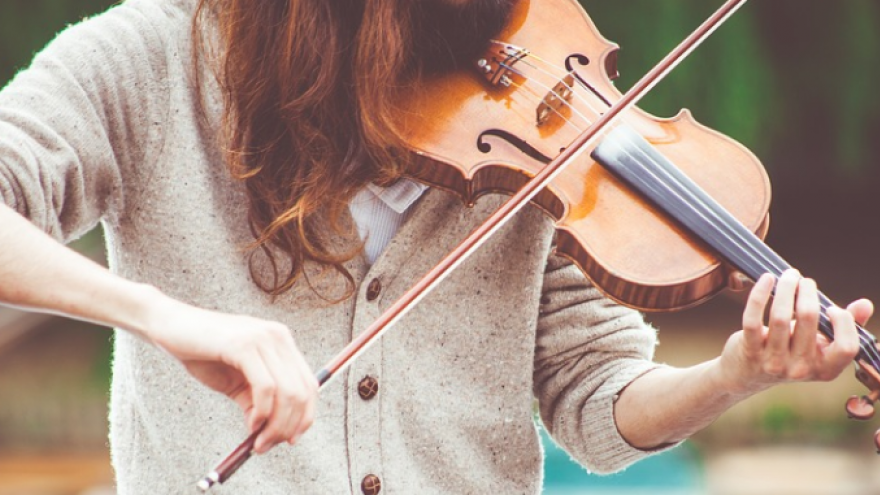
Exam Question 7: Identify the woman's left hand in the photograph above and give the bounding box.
[720,269,874,395]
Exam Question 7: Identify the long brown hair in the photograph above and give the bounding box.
[193,0,512,300]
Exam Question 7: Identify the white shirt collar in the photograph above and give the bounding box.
[365,179,429,214]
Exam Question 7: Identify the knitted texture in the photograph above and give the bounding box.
[0,0,673,493]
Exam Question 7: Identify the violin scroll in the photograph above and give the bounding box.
[846,358,880,451]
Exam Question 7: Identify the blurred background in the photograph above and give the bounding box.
[1,0,880,494]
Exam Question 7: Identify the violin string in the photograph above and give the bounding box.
[497,61,596,136]
[590,93,880,367]
[500,50,612,128]
[512,52,797,282]
[511,49,623,123]
[500,50,880,368]
[610,133,880,369]
[502,54,781,273]
[503,56,791,287]
[503,77,587,134]
[610,136,880,367]
[489,78,558,134]
[498,59,631,166]
[608,132,880,366]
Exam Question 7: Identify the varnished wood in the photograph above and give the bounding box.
[398,0,768,311]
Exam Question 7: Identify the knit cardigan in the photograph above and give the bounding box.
[0,0,670,493]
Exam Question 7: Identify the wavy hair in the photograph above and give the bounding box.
[193,0,513,300]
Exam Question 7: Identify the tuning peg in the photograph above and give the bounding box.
[846,395,875,420]
[874,430,880,454]
[847,339,880,452]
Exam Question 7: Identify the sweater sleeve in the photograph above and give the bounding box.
[533,254,678,474]
[0,0,170,242]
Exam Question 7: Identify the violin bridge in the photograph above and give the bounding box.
[536,73,575,126]
[475,41,528,88]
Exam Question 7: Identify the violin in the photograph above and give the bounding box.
[398,0,769,312]
[198,0,880,489]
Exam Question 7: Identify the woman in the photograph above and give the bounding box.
[0,0,870,492]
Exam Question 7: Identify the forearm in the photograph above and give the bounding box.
[614,358,752,449]
[614,271,868,450]
[0,203,161,338]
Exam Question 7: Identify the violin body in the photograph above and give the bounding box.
[397,0,770,311]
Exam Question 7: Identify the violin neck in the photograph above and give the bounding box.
[591,125,878,365]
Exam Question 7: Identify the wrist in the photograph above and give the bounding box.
[707,356,767,400]
[112,282,172,342]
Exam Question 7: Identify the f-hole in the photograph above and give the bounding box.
[565,54,612,108]
[476,129,552,164]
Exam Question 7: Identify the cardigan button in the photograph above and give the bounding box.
[366,278,382,301]
[361,474,382,495]
[358,376,379,400]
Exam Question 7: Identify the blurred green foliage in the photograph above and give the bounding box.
[758,402,872,446]
[0,0,116,82]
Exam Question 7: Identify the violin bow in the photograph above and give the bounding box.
[196,0,749,490]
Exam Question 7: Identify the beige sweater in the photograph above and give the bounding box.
[0,0,670,493]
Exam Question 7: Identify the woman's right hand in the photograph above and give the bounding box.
[143,293,319,454]
[0,204,318,453]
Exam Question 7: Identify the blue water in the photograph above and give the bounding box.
[541,425,705,494]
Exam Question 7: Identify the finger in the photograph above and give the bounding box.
[283,334,318,443]
[743,273,775,352]
[847,298,874,327]
[285,339,319,443]
[254,329,302,453]
[289,386,317,445]
[275,330,317,399]
[821,306,860,379]
[766,269,800,357]
[790,277,819,361]
[232,346,276,435]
